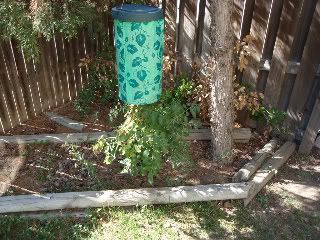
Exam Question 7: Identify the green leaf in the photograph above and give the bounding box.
[129,79,139,88]
[127,44,138,54]
[134,91,144,100]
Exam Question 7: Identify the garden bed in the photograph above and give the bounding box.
[1,135,267,196]
[0,102,270,197]
[0,99,286,214]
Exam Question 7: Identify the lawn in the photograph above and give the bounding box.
[1,150,320,240]
[1,192,319,240]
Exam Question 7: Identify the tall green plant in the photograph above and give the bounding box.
[93,78,200,184]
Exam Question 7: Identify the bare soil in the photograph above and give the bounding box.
[0,102,269,196]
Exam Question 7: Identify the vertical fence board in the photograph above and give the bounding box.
[194,0,206,61]
[72,37,83,94]
[200,0,213,64]
[175,0,186,74]
[54,34,69,104]
[64,38,77,99]
[40,40,58,111]
[276,0,317,111]
[25,56,42,116]
[38,38,54,110]
[239,0,255,39]
[179,0,197,75]
[233,0,245,40]
[1,42,26,124]
[256,0,284,92]
[264,0,303,107]
[287,1,320,127]
[242,0,272,88]
[299,97,320,154]
[11,42,36,119]
[0,59,14,131]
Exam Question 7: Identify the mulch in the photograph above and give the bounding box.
[0,102,269,196]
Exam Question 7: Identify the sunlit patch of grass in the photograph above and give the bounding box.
[0,200,319,240]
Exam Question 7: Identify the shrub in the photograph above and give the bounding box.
[75,44,118,115]
[93,79,200,184]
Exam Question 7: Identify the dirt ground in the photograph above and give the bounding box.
[265,147,320,214]
[0,134,267,195]
[0,102,270,196]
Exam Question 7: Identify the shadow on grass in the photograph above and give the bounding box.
[0,191,319,240]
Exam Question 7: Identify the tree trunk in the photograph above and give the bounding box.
[208,0,235,163]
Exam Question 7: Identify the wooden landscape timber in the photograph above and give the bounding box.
[45,112,86,132]
[0,182,253,213]
[0,128,252,144]
[232,138,278,182]
[243,141,296,206]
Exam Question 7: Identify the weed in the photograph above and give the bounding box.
[66,144,97,179]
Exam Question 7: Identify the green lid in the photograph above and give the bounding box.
[112,4,164,22]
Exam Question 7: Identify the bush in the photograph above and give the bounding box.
[75,44,118,115]
[93,79,200,184]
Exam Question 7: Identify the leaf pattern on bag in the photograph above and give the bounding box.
[115,19,164,105]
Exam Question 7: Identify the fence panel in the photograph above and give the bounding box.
[0,28,100,133]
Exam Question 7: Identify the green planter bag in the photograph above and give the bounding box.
[112,4,164,105]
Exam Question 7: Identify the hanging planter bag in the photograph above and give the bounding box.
[112,4,164,105]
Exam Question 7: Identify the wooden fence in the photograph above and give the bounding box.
[0,30,105,133]
[0,0,319,153]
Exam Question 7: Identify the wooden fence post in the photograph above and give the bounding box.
[256,0,284,93]
[299,95,320,154]
[277,0,318,111]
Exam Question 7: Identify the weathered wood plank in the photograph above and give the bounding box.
[315,135,320,149]
[65,38,77,99]
[264,0,303,107]
[11,41,36,118]
[299,98,320,154]
[256,0,284,92]
[0,50,16,131]
[239,0,255,40]
[287,1,320,127]
[38,38,54,110]
[232,138,278,182]
[242,0,272,88]
[244,141,296,206]
[186,128,252,143]
[45,112,86,131]
[0,128,251,144]
[180,0,197,74]
[0,182,253,213]
[277,0,317,111]
[0,44,24,127]
[0,131,115,144]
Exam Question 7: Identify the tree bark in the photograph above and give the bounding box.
[208,0,235,163]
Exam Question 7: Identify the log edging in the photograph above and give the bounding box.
[0,182,253,213]
[0,128,251,144]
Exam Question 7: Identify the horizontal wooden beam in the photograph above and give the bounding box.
[0,131,116,144]
[186,128,251,143]
[243,141,296,206]
[45,112,86,131]
[232,138,278,182]
[0,128,251,144]
[0,182,253,213]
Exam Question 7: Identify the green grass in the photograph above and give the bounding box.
[1,196,319,240]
